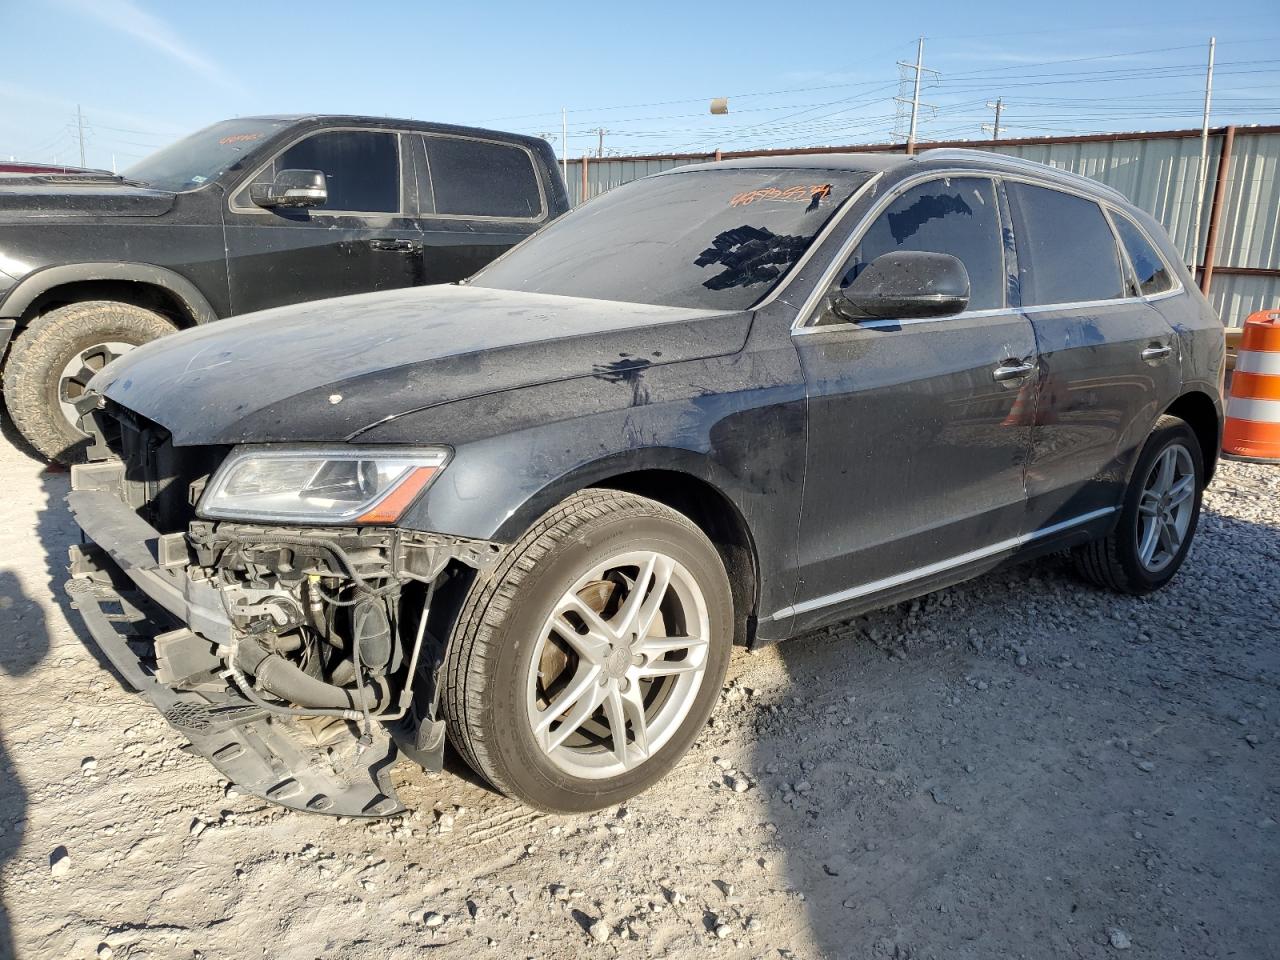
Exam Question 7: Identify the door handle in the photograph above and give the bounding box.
[992,361,1036,382]
[1141,344,1173,362]
[368,238,421,253]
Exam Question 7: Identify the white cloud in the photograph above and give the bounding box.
[59,0,244,92]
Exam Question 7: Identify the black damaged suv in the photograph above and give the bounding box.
[0,115,568,461]
[67,151,1222,817]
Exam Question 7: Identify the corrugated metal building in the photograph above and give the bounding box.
[563,126,1279,327]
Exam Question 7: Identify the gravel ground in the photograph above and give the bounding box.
[0,427,1277,960]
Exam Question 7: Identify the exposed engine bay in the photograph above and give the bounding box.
[64,402,502,817]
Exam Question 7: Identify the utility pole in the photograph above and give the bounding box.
[983,98,1004,140]
[561,107,568,182]
[1190,36,1216,270]
[596,128,607,158]
[895,37,938,155]
[76,104,86,168]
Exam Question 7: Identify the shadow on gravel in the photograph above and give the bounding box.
[0,571,53,960]
[752,523,1280,959]
[0,416,46,468]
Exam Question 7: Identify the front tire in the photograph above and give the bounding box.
[441,489,733,813]
[2,301,177,462]
[1073,414,1204,595]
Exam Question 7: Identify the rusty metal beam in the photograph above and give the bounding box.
[581,154,589,205]
[1200,124,1236,295]
[575,125,1280,165]
[1203,266,1280,278]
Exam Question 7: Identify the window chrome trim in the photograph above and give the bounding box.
[792,306,1021,335]
[999,174,1185,305]
[791,168,1005,330]
[1101,202,1182,300]
[751,171,885,312]
[765,506,1118,623]
[916,148,1130,203]
[792,167,1186,333]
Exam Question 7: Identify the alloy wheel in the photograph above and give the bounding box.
[1135,442,1196,573]
[525,550,711,780]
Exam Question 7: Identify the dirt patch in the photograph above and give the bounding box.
[0,434,1276,959]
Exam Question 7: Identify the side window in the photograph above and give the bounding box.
[840,176,1005,311]
[424,136,542,218]
[275,130,399,213]
[1111,211,1175,296]
[1008,182,1125,306]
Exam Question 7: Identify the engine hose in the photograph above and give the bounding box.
[220,532,391,739]
[223,664,363,722]
[234,637,381,712]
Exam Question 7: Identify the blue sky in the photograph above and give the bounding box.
[1,0,1277,170]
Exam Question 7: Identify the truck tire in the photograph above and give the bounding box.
[442,489,734,813]
[1072,415,1204,595]
[2,301,177,462]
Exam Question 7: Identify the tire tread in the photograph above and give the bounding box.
[1071,414,1200,595]
[441,488,710,801]
[2,300,176,461]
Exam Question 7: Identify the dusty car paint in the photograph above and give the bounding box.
[0,115,568,350]
[64,150,1225,815]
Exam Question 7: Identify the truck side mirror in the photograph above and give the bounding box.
[250,169,327,209]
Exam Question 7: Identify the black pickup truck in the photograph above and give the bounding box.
[0,115,568,461]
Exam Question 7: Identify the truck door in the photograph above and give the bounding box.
[224,128,424,314]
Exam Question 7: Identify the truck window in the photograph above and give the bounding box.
[424,136,542,219]
[277,130,399,214]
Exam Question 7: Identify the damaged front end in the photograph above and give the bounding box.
[65,402,500,817]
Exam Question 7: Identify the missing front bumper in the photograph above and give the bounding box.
[64,572,407,817]
[62,486,495,818]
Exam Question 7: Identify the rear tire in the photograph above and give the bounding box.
[1072,415,1204,595]
[441,489,733,813]
[2,301,177,462]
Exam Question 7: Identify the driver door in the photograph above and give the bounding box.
[223,128,425,314]
[789,175,1037,630]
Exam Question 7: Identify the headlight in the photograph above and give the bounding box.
[199,446,450,524]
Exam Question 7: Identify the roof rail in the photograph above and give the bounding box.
[915,147,1129,202]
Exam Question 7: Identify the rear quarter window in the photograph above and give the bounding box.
[1008,182,1125,306]
[1112,211,1176,296]
[424,136,542,219]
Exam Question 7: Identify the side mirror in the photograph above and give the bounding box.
[832,250,970,322]
[250,169,327,209]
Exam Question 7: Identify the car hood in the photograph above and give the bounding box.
[94,284,750,445]
[0,177,176,219]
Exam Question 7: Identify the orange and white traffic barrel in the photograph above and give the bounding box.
[1223,309,1280,464]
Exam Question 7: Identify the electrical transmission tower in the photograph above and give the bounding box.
[894,37,939,154]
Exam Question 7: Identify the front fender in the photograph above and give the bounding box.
[0,261,219,323]
[359,346,808,620]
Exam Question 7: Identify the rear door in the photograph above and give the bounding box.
[224,128,424,314]
[790,174,1037,627]
[413,133,549,283]
[1006,180,1181,532]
